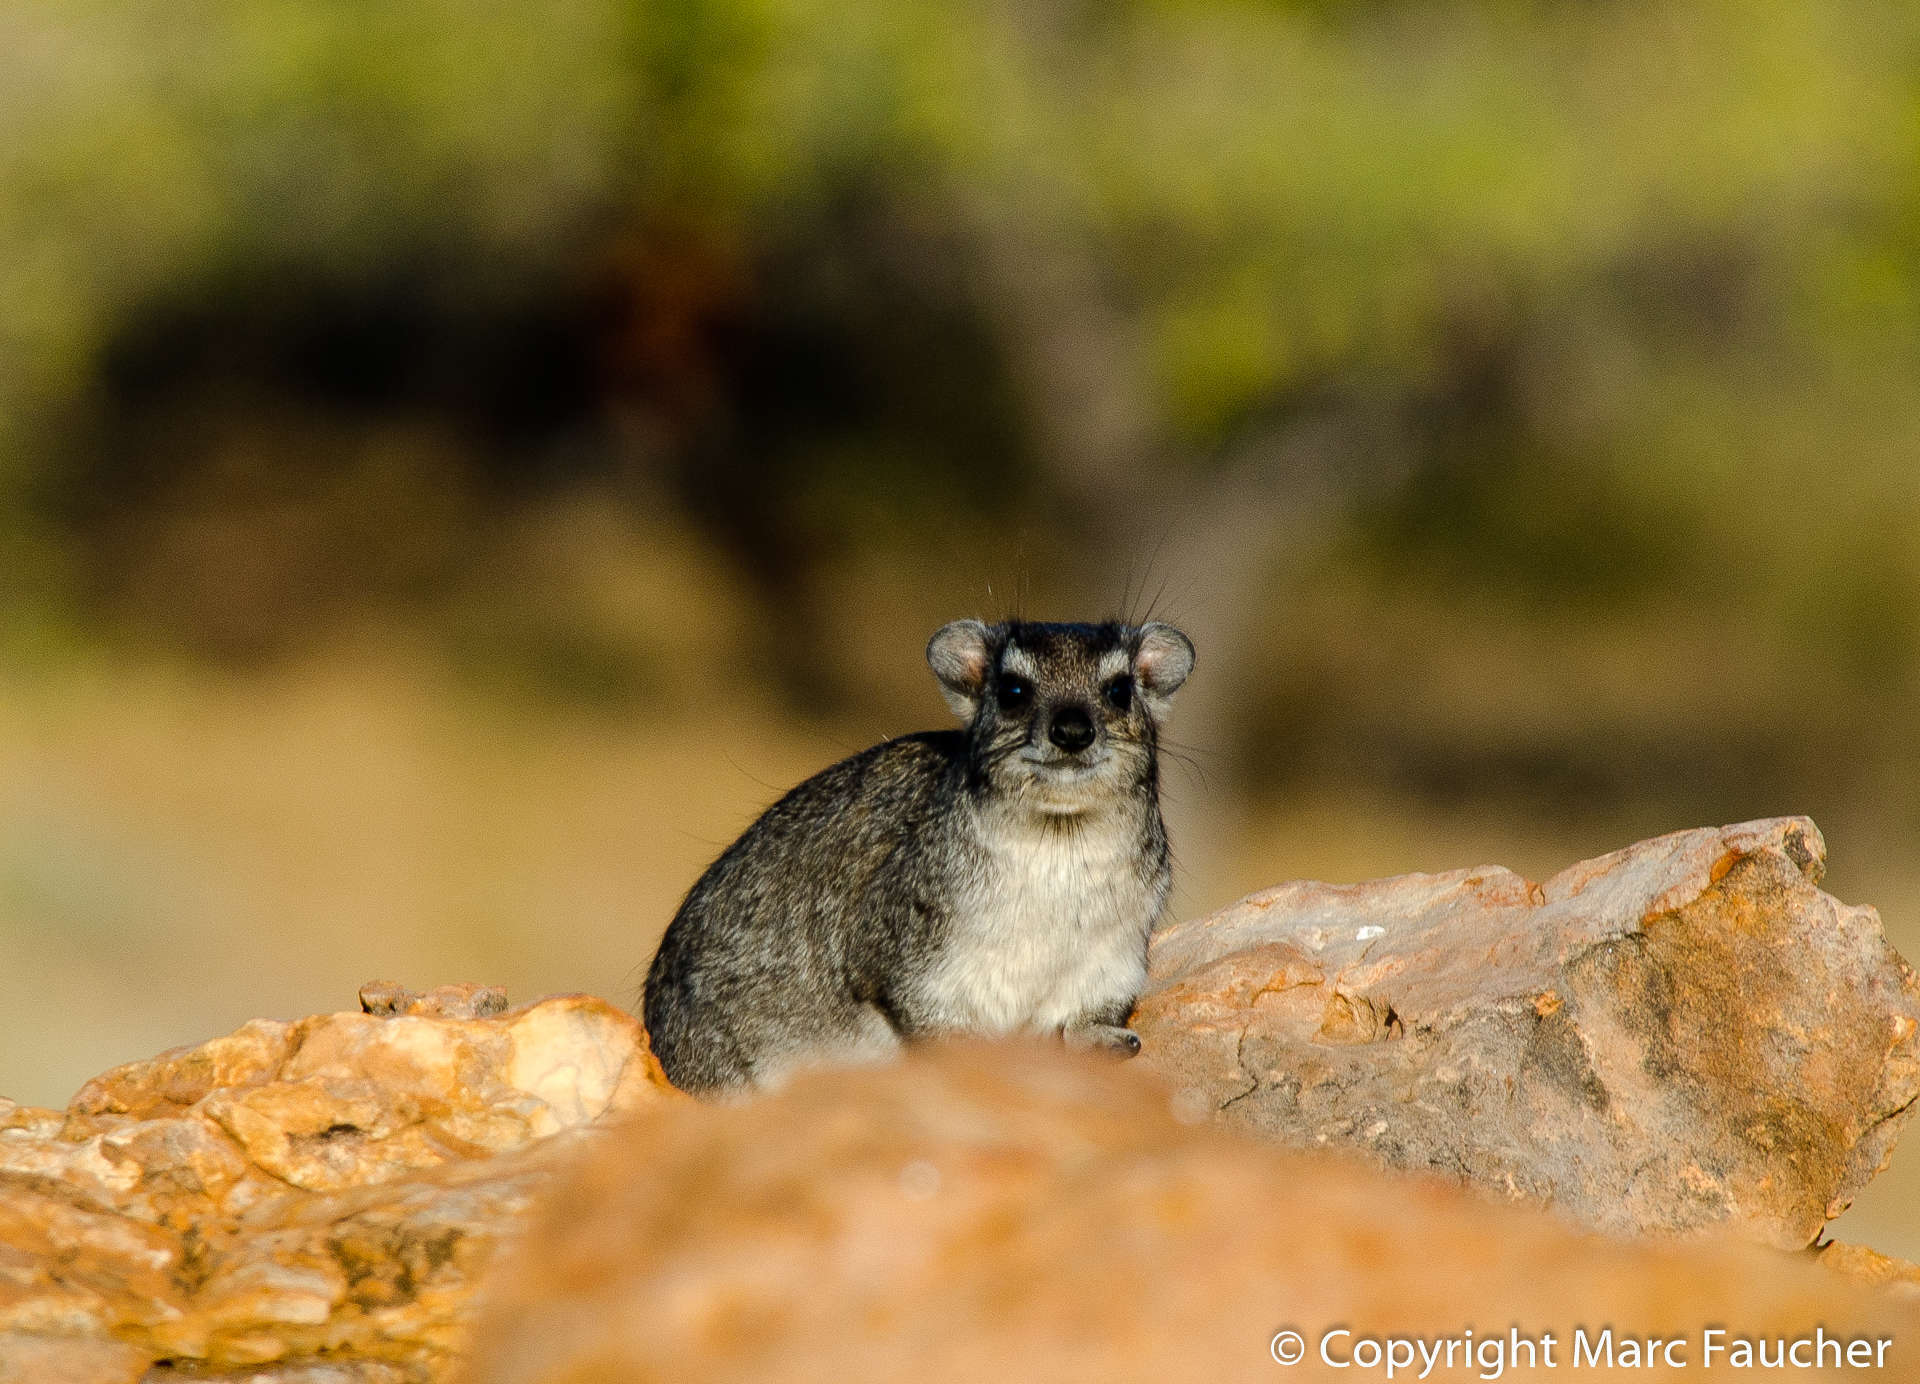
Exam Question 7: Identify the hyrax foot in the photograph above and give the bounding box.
[1065,1023,1143,1060]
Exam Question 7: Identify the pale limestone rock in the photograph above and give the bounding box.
[4,818,1919,1381]
[1135,816,1920,1248]
[0,991,675,1379]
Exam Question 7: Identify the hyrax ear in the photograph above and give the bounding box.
[927,620,994,719]
[1133,622,1194,719]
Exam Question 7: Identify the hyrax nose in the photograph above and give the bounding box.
[1048,705,1096,754]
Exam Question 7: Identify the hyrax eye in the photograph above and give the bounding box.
[1103,675,1134,712]
[996,676,1032,712]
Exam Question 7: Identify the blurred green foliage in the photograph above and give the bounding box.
[4,0,1920,822]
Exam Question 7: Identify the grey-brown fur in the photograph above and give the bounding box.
[642,618,1194,1095]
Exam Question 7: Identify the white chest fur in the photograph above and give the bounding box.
[925,807,1160,1035]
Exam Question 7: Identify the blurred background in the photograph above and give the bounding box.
[4,0,1919,1251]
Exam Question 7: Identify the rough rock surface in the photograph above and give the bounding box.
[1135,816,1920,1248]
[5,821,1920,1381]
[0,988,675,1382]
[466,1042,1918,1384]
[1821,1241,1920,1293]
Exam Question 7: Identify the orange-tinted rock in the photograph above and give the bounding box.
[358,981,510,1020]
[0,990,675,1379]
[0,1333,151,1384]
[465,1043,1918,1384]
[1819,1241,1920,1294]
[1135,817,1920,1249]
[5,818,1920,1381]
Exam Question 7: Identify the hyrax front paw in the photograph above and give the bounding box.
[1064,1023,1143,1060]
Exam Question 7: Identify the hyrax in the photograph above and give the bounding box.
[642,618,1195,1095]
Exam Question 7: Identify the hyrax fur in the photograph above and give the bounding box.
[642,618,1195,1095]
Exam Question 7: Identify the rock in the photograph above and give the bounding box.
[465,1042,1917,1384]
[1134,816,1920,1248]
[6,818,1920,1379]
[1819,1242,1920,1294]
[0,1333,152,1384]
[0,990,676,1380]
[358,982,509,1020]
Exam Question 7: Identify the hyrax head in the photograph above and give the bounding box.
[926,619,1195,812]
